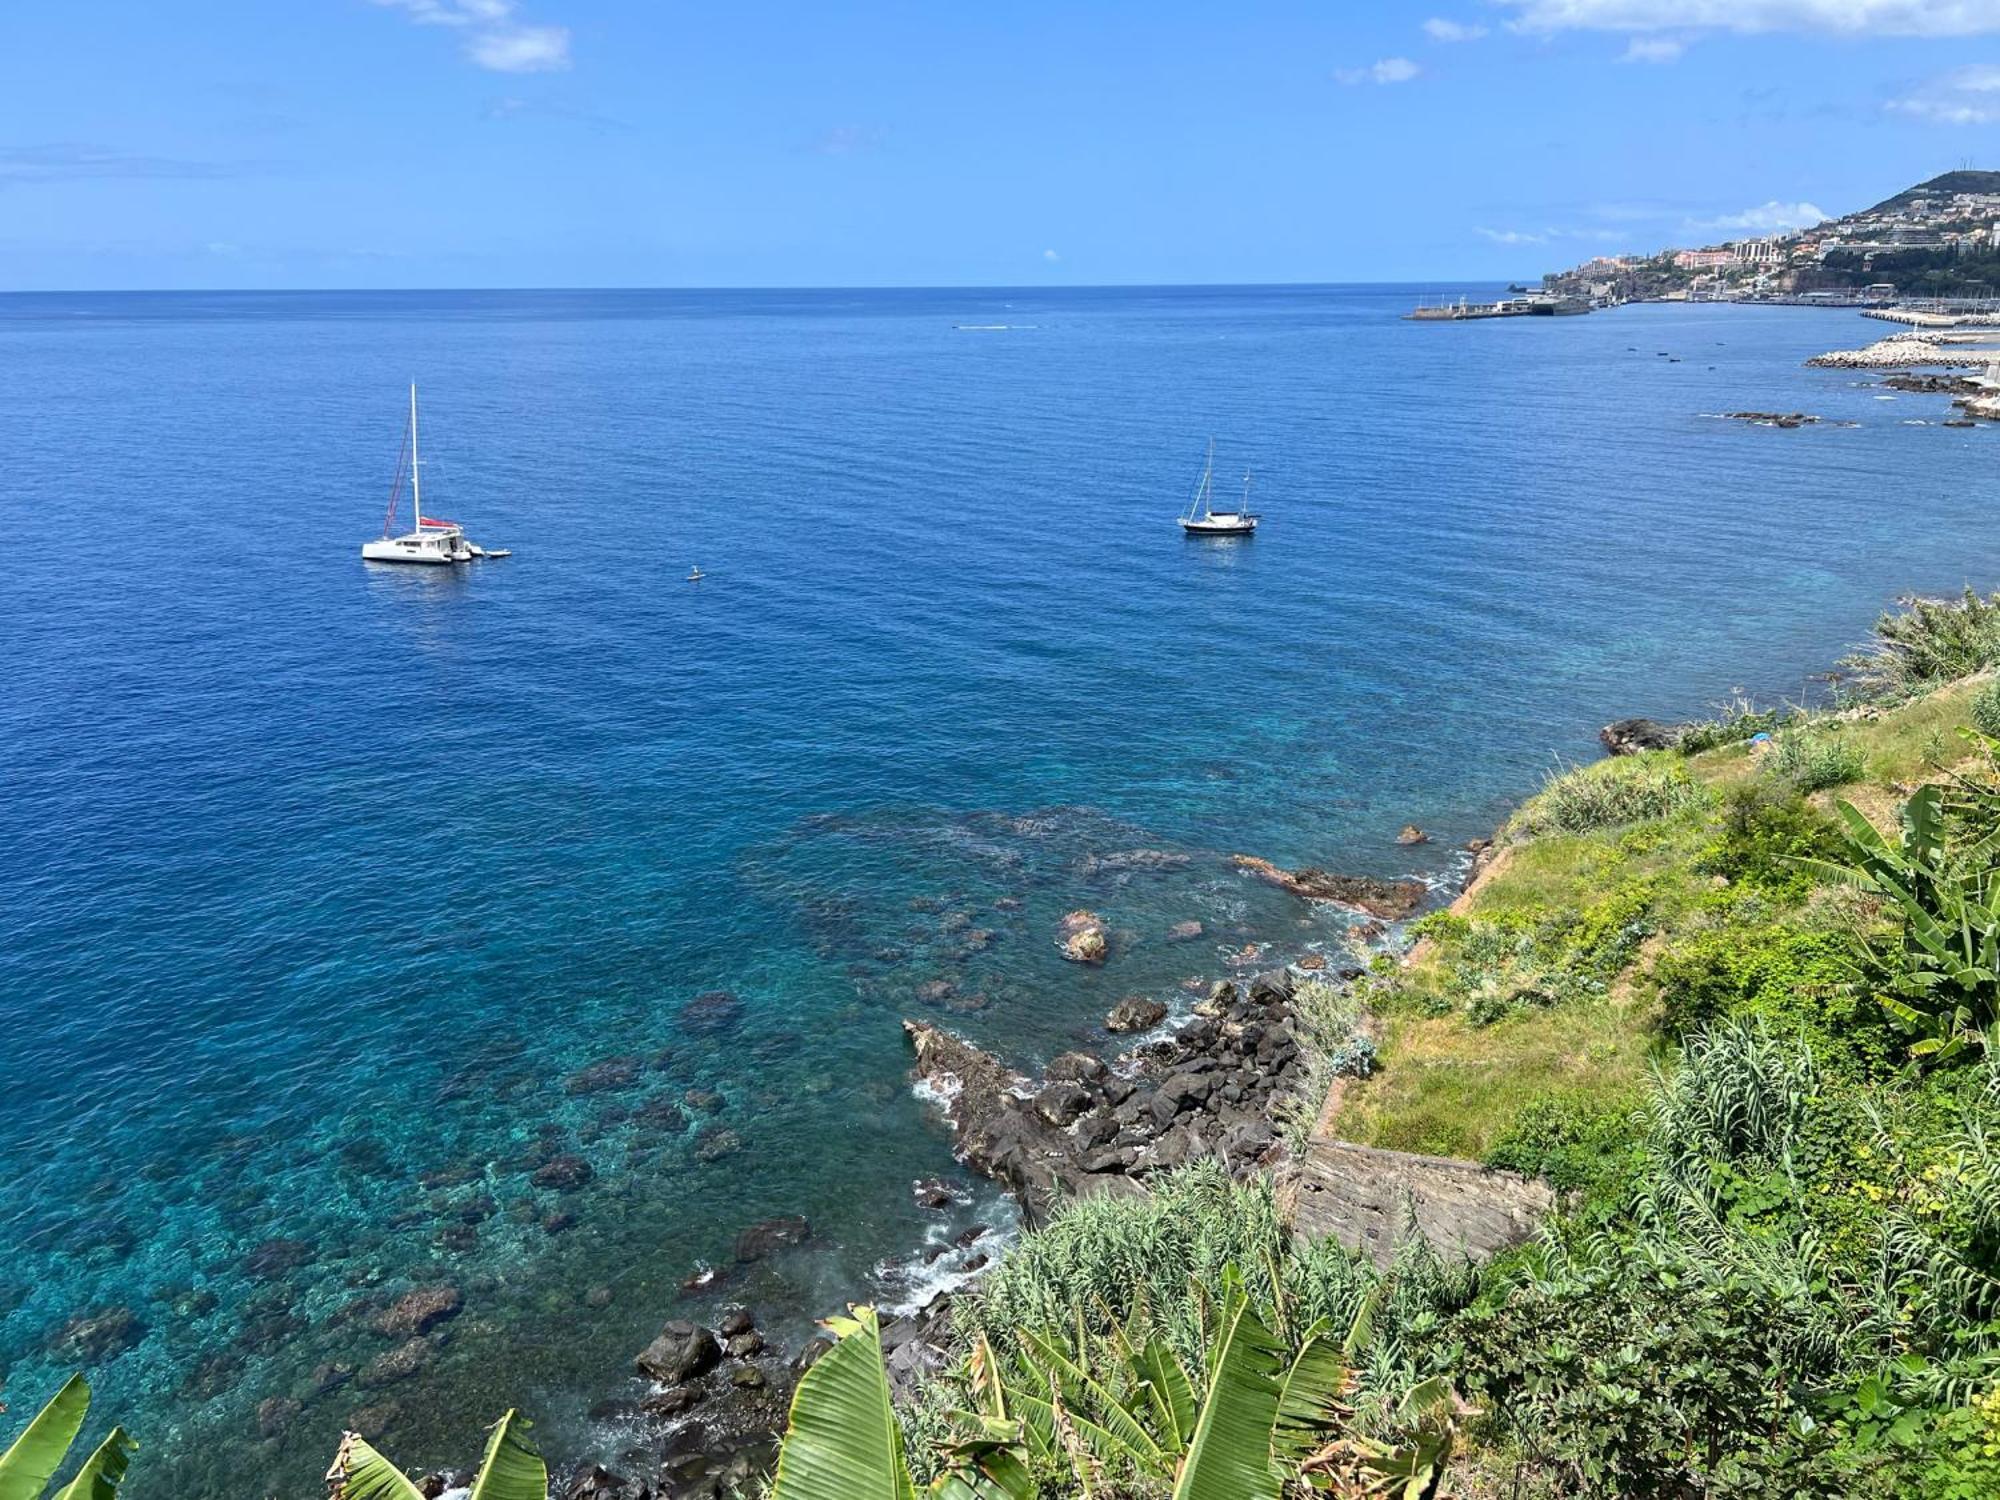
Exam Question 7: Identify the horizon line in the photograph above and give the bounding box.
[0,277,1536,298]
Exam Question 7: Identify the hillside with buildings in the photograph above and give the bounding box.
[1545,170,2000,304]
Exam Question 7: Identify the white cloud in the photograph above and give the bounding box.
[1476,226,1552,244]
[1497,1,2000,36]
[468,24,570,71]
[1621,36,1687,59]
[1689,199,1828,231]
[1890,62,2000,123]
[1423,18,1489,40]
[1043,249,1062,262]
[372,0,571,72]
[1335,57,1422,85]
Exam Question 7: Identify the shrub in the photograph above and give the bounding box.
[1279,978,1373,1150]
[1772,732,1866,794]
[1843,588,2000,699]
[1696,784,1842,894]
[1483,1092,1641,1196]
[1972,680,2000,738]
[1509,757,1707,840]
[1680,701,1798,756]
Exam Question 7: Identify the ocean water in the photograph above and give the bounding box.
[1,285,1993,1493]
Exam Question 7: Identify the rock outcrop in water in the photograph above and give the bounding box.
[1055,909,1110,964]
[1230,856,1428,919]
[1599,717,1685,755]
[905,970,1303,1220]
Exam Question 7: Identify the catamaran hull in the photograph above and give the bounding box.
[362,541,458,564]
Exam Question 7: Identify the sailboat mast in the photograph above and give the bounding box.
[409,382,422,527]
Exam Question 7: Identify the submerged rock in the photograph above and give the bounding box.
[54,1306,145,1361]
[1395,825,1430,846]
[373,1284,462,1338]
[564,1057,643,1095]
[359,1338,433,1388]
[679,990,743,1034]
[733,1215,811,1262]
[531,1154,595,1192]
[243,1237,315,1279]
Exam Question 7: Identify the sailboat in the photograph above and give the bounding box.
[1178,441,1260,536]
[362,384,475,565]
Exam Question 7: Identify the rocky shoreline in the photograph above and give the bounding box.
[548,861,1428,1498]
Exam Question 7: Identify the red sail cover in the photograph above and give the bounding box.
[418,516,460,528]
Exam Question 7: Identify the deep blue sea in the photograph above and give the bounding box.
[1,285,1993,1493]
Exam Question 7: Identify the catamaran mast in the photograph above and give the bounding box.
[409,382,422,527]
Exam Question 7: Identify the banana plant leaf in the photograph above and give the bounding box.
[468,1411,545,1500]
[0,1376,91,1500]
[326,1433,426,1500]
[770,1307,916,1500]
[51,1429,134,1500]
[1170,1280,1287,1500]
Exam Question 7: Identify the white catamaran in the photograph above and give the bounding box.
[1177,440,1260,537]
[362,385,499,565]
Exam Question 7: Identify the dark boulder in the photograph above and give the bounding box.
[635,1320,723,1384]
[1044,1051,1109,1084]
[1599,717,1684,756]
[1034,1083,1093,1127]
[1105,996,1168,1033]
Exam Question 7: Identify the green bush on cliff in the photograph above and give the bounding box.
[1772,730,1867,793]
[1845,588,2000,698]
[1509,756,1707,839]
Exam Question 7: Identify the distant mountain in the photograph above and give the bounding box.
[1857,170,2000,218]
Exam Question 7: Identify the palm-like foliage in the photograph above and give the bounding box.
[1794,785,2000,1061]
[326,1410,546,1500]
[0,1376,134,1500]
[773,1277,1455,1500]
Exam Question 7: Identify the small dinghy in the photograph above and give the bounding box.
[687,566,705,581]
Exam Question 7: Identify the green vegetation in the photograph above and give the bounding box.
[1505,756,1707,839]
[0,1375,133,1500]
[325,1410,546,1500]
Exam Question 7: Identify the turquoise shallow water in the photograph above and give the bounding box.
[1,285,1994,1492]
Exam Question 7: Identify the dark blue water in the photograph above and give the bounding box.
[1,285,1990,1492]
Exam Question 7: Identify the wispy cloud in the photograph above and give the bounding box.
[1621,36,1687,60]
[0,143,253,185]
[1498,1,2000,37]
[1889,62,2000,124]
[1476,226,1553,245]
[1334,57,1422,85]
[1423,17,1489,41]
[372,0,572,73]
[806,124,888,156]
[1687,199,1827,232]
[484,95,629,131]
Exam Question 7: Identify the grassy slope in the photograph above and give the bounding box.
[1331,678,1984,1160]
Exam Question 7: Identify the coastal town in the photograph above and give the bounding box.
[1541,169,2000,309]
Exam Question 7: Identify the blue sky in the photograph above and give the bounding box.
[3,1,2000,289]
